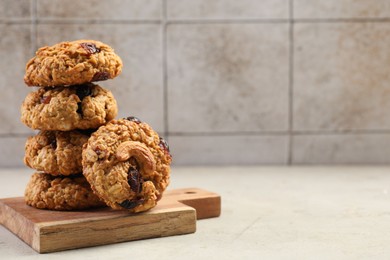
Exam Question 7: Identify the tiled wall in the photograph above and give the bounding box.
[2,0,390,167]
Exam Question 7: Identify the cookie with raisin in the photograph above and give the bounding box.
[21,83,117,131]
[24,130,91,176]
[24,172,105,210]
[24,40,122,87]
[82,117,172,213]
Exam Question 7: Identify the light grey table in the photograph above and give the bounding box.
[1,166,390,259]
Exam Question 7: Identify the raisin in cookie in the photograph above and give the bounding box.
[25,172,105,210]
[21,83,117,131]
[24,130,91,176]
[82,117,172,213]
[24,40,122,87]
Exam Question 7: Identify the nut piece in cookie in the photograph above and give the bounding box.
[24,39,123,87]
[24,172,105,210]
[24,130,91,176]
[82,117,172,213]
[20,83,118,131]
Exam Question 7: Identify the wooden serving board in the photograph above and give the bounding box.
[0,188,220,253]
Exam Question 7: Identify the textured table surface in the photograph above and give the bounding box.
[1,166,390,259]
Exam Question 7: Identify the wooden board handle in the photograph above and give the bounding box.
[165,188,221,219]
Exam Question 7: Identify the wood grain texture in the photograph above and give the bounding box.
[0,188,220,253]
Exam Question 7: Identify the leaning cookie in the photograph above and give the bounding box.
[24,130,91,176]
[21,83,117,131]
[24,39,122,87]
[25,172,105,210]
[82,117,172,213]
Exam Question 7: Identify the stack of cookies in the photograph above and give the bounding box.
[21,40,121,210]
[20,40,172,213]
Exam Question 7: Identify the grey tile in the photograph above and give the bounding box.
[294,23,390,132]
[0,137,28,167]
[292,134,390,164]
[37,24,164,133]
[167,0,289,19]
[0,24,35,135]
[294,0,390,19]
[169,135,289,165]
[37,0,162,20]
[167,23,289,133]
[0,0,31,19]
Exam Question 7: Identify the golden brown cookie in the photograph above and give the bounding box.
[24,130,91,176]
[24,172,105,210]
[20,83,117,131]
[82,117,172,213]
[24,40,122,87]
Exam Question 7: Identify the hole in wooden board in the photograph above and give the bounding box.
[185,191,196,194]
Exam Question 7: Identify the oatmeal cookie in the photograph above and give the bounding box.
[21,83,117,131]
[82,117,172,213]
[24,40,122,87]
[25,172,105,210]
[24,130,91,176]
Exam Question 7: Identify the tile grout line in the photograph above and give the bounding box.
[294,17,390,23]
[34,19,162,24]
[30,0,37,57]
[162,0,169,140]
[169,17,390,24]
[170,128,390,135]
[166,18,289,24]
[0,134,34,138]
[168,129,390,137]
[287,0,294,165]
[0,20,32,24]
[5,17,390,25]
